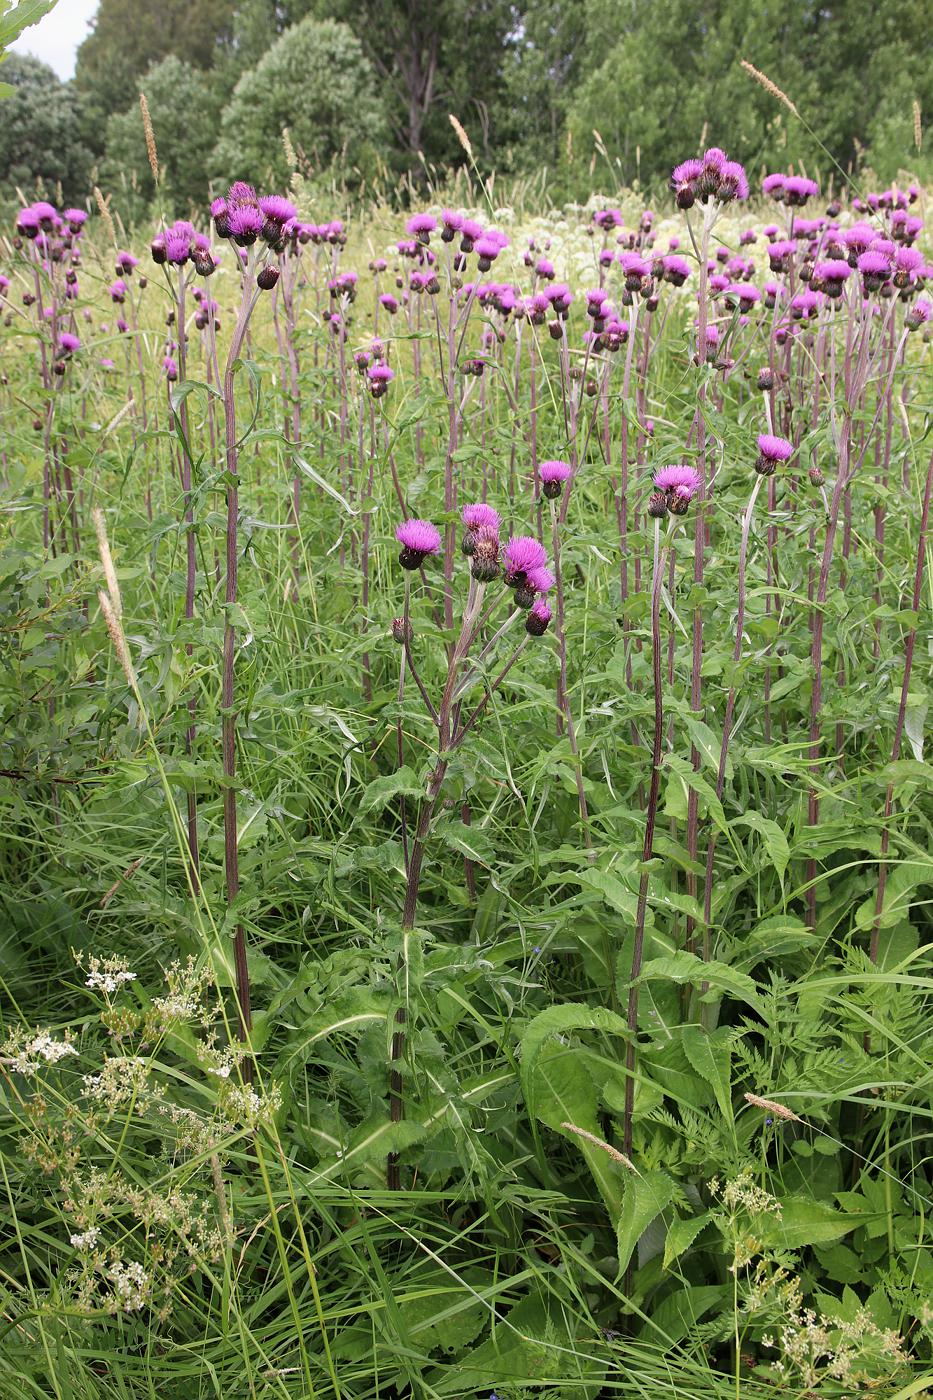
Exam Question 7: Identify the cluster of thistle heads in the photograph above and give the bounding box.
[9,200,91,371]
[394,503,562,637]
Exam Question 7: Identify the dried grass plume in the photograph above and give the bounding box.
[741,60,800,119]
[448,114,473,161]
[139,93,160,185]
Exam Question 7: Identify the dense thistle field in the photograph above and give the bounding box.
[1,157,933,1399]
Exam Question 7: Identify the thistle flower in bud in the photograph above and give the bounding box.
[757,368,774,391]
[653,464,700,513]
[525,599,552,635]
[257,265,280,291]
[809,465,824,486]
[906,297,931,331]
[391,617,413,645]
[647,490,669,518]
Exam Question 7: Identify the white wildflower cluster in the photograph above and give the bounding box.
[82,1055,151,1111]
[147,957,214,1033]
[2,1027,78,1076]
[763,1281,907,1389]
[69,1226,101,1250]
[84,954,137,995]
[106,1258,151,1312]
[711,1169,783,1218]
[218,1077,282,1129]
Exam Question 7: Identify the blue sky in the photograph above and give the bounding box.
[9,0,98,79]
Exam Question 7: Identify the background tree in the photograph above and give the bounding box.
[102,57,223,224]
[0,53,91,199]
[74,0,235,137]
[211,16,389,190]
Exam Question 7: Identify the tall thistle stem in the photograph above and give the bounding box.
[221,251,262,1066]
[623,515,669,1158]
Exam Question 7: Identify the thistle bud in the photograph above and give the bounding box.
[808,466,824,486]
[257,265,280,291]
[757,368,774,391]
[391,617,412,645]
[647,490,668,519]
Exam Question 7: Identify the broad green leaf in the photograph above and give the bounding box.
[616,1168,675,1275]
[733,811,790,883]
[663,1210,713,1269]
[636,952,764,1014]
[681,1025,734,1127]
[356,766,425,817]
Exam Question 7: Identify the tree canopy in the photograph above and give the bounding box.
[1,0,929,214]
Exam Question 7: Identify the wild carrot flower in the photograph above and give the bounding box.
[756,434,793,474]
[396,518,441,568]
[539,459,571,499]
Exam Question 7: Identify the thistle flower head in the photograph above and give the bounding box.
[396,518,441,568]
[504,535,547,578]
[58,332,80,354]
[406,212,437,242]
[462,502,500,533]
[756,433,793,474]
[228,204,263,245]
[539,459,571,499]
[162,355,178,381]
[164,227,191,264]
[654,465,701,512]
[525,565,554,594]
[259,194,297,224]
[367,362,394,397]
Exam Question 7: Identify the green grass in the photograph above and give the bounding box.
[1,186,932,1398]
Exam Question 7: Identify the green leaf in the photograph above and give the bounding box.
[733,811,790,883]
[356,766,424,818]
[758,1198,865,1249]
[681,1026,734,1127]
[437,819,495,866]
[616,1168,675,1275]
[683,714,732,780]
[663,1210,713,1269]
[637,952,764,1014]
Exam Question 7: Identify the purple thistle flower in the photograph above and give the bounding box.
[762,172,786,197]
[164,228,191,264]
[663,254,691,286]
[116,250,139,273]
[406,212,437,243]
[228,205,263,246]
[858,249,891,292]
[396,518,441,568]
[653,464,700,504]
[227,181,258,208]
[58,332,80,354]
[259,194,297,224]
[379,293,399,314]
[462,502,500,532]
[539,459,571,500]
[116,317,128,333]
[63,208,87,230]
[504,535,547,578]
[756,434,793,474]
[906,297,932,330]
[108,279,127,302]
[525,565,554,594]
[162,355,178,381]
[367,362,394,398]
